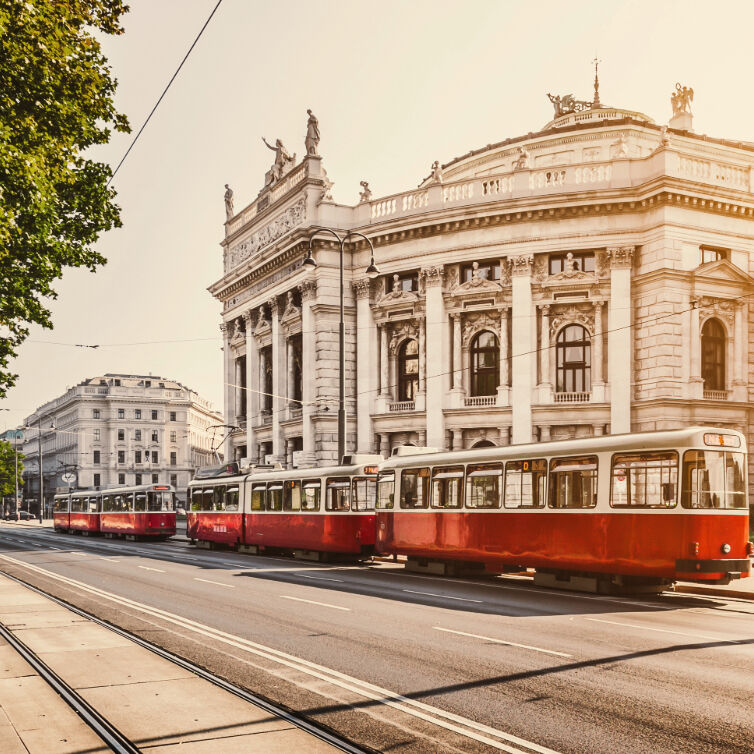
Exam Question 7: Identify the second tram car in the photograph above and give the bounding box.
[375,427,752,590]
[187,456,380,559]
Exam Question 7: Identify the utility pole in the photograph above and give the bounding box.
[14,431,19,517]
[37,419,43,522]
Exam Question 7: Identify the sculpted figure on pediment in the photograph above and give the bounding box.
[254,304,270,336]
[377,274,419,305]
[230,317,246,345]
[388,321,419,355]
[452,261,503,295]
[281,290,300,324]
[548,252,595,283]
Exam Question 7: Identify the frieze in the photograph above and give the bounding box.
[226,197,307,272]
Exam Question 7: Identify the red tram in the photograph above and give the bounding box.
[375,427,752,591]
[52,484,176,540]
[187,456,380,559]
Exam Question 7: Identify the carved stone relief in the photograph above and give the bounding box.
[461,311,501,347]
[606,246,635,269]
[549,303,594,337]
[389,320,419,355]
[697,296,736,330]
[510,255,534,277]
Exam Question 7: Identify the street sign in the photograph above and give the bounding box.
[61,473,76,484]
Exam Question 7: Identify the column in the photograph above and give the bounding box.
[510,255,534,443]
[416,317,426,411]
[539,425,551,442]
[354,279,377,452]
[423,265,447,448]
[689,297,703,398]
[497,307,510,405]
[733,300,747,400]
[234,357,244,423]
[451,313,463,391]
[286,337,295,418]
[270,296,285,461]
[378,324,390,400]
[378,433,390,458]
[451,429,464,450]
[300,280,317,463]
[538,304,551,403]
[220,323,233,462]
[607,246,634,433]
[244,312,257,463]
[592,301,605,402]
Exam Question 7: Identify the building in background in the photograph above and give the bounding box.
[211,81,754,506]
[21,374,223,514]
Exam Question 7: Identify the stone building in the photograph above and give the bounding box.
[21,374,222,512]
[212,87,754,498]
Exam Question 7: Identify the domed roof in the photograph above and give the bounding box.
[542,105,654,131]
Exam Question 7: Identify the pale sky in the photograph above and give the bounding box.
[2,0,753,431]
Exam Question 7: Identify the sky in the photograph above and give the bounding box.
[2,0,754,432]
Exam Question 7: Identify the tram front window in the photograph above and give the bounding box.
[352,478,376,511]
[376,473,395,509]
[148,491,175,512]
[682,450,746,509]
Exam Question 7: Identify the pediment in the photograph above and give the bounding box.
[542,270,596,287]
[451,278,503,296]
[693,259,753,286]
[376,289,419,308]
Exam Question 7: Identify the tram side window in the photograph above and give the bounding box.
[466,464,503,509]
[504,460,547,508]
[267,484,283,511]
[189,488,201,512]
[549,456,598,509]
[400,468,430,509]
[135,492,147,512]
[431,467,464,509]
[682,450,747,509]
[376,473,395,509]
[251,485,266,511]
[326,478,351,511]
[102,494,113,512]
[225,486,239,512]
[284,480,302,511]
[54,497,67,512]
[89,496,100,513]
[302,480,321,511]
[70,496,82,513]
[611,452,678,508]
[352,478,377,511]
[213,486,226,512]
[114,494,126,512]
[199,488,213,512]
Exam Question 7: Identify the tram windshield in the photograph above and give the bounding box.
[148,490,175,511]
[682,450,747,509]
[352,477,376,511]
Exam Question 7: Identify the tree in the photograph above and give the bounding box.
[0,1,131,397]
[0,439,23,499]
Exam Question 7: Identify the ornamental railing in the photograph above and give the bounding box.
[553,391,591,403]
[389,401,415,412]
[703,389,730,401]
[464,395,496,407]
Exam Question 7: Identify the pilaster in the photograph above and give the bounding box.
[354,278,377,452]
[510,255,534,443]
[243,312,257,462]
[607,246,634,433]
[423,265,447,448]
[300,280,317,463]
[220,322,232,462]
[270,296,285,462]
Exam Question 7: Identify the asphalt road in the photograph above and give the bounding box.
[0,524,752,754]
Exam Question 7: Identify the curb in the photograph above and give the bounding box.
[672,584,754,601]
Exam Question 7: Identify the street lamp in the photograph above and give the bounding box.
[303,228,380,463]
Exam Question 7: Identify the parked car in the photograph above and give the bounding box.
[18,511,34,520]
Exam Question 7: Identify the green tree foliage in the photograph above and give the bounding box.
[0,1,130,397]
[0,439,23,497]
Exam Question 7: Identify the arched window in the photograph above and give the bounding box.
[397,339,419,401]
[701,318,725,391]
[556,325,591,393]
[472,440,496,448]
[470,331,499,396]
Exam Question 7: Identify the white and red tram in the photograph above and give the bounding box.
[187,456,380,559]
[374,427,752,590]
[53,484,177,540]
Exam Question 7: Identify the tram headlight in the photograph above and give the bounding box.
[721,543,731,555]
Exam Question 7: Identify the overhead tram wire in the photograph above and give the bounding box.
[107,0,225,187]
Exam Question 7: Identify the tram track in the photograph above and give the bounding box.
[0,570,373,754]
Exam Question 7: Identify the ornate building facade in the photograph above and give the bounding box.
[212,91,754,498]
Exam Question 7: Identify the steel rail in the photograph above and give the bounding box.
[0,620,140,753]
[0,570,373,754]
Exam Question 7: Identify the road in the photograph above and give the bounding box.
[0,524,752,754]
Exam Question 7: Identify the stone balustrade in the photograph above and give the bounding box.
[464,395,496,407]
[389,400,415,412]
[553,391,591,403]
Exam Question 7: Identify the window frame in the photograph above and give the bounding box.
[266,482,283,512]
[399,467,430,509]
[681,449,747,510]
[610,451,679,509]
[548,455,599,509]
[556,324,591,394]
[283,479,302,512]
[397,339,419,402]
[352,477,377,511]
[470,330,499,397]
[701,318,726,392]
[430,466,464,509]
[465,463,503,509]
[376,472,395,509]
[325,477,351,512]
[301,479,321,512]
[504,459,547,509]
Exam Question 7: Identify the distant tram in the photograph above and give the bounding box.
[374,427,752,591]
[53,484,177,540]
[187,456,380,559]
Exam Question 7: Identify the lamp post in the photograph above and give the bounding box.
[303,228,380,463]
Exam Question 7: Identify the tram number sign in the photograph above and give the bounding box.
[213,525,227,533]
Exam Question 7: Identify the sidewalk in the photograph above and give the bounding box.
[0,573,339,752]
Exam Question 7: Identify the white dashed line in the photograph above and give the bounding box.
[137,565,165,573]
[433,627,572,658]
[194,578,235,588]
[280,595,350,611]
[584,617,724,641]
[403,589,483,604]
[302,575,344,583]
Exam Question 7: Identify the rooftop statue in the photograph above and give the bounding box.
[671,83,693,116]
[430,160,444,184]
[359,180,372,203]
[513,146,530,170]
[305,109,320,156]
[548,93,577,117]
[223,184,234,220]
[262,137,295,186]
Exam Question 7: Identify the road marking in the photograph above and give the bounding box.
[280,595,350,611]
[403,589,483,604]
[0,554,560,754]
[433,627,572,658]
[585,617,724,641]
[47,546,63,550]
[181,556,199,561]
[137,565,165,573]
[70,551,88,556]
[302,574,344,583]
[194,578,234,588]
[99,558,120,563]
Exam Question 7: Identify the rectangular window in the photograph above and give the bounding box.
[400,468,430,509]
[135,450,141,464]
[189,488,201,512]
[549,251,595,275]
[152,451,158,463]
[93,429,100,441]
[93,450,100,464]
[611,452,678,508]
[118,408,125,419]
[135,429,142,441]
[251,484,266,511]
[118,473,125,485]
[88,496,99,513]
[466,464,502,508]
[170,411,176,421]
[384,271,418,293]
[151,410,158,420]
[504,459,547,508]
[170,452,177,466]
[93,409,100,419]
[169,473,177,488]
[266,483,283,511]
[117,450,125,464]
[681,450,746,509]
[212,486,225,511]
[430,466,464,509]
[326,477,351,511]
[283,480,302,511]
[376,472,395,509]
[135,473,142,486]
[134,491,147,511]
[93,473,101,487]
[152,430,158,443]
[225,485,239,512]
[117,429,124,441]
[151,473,158,483]
[302,479,321,511]
[352,478,376,511]
[170,431,177,443]
[102,494,113,512]
[135,409,142,419]
[461,261,501,283]
[549,456,598,508]
[700,246,729,265]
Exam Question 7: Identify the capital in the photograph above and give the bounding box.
[242,310,254,327]
[268,296,280,315]
[299,279,317,301]
[509,255,534,276]
[352,278,372,300]
[606,246,635,269]
[421,265,445,288]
